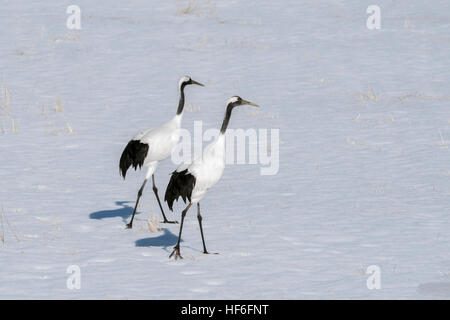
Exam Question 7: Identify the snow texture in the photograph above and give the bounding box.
[0,0,450,299]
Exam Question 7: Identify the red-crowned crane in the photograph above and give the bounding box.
[119,76,204,228]
[164,96,260,259]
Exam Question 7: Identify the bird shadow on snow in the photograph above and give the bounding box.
[135,229,182,249]
[89,201,134,223]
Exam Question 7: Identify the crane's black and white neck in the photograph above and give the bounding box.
[219,96,257,134]
[176,76,204,116]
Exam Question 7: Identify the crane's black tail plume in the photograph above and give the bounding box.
[119,140,149,179]
[164,169,196,211]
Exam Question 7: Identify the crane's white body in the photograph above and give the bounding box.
[125,76,196,180]
[177,134,226,203]
[134,114,182,178]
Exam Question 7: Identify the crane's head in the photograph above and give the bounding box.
[220,96,260,133]
[179,76,204,90]
[226,96,260,108]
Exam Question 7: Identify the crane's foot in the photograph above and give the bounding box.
[161,219,179,224]
[169,246,183,260]
[125,222,133,229]
[203,251,219,255]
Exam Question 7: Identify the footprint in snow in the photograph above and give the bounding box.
[166,261,186,266]
[181,270,205,275]
[89,258,116,263]
[141,252,153,257]
[77,225,94,233]
[204,279,225,286]
[190,288,210,293]
[34,265,54,270]
[279,236,296,242]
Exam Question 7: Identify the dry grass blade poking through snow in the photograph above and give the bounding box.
[0,84,19,134]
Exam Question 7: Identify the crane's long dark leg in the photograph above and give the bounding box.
[126,179,148,229]
[152,174,177,224]
[169,203,192,260]
[197,203,209,254]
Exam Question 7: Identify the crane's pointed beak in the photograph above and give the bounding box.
[242,99,260,108]
[191,80,204,87]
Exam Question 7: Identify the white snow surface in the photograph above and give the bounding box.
[1,0,450,299]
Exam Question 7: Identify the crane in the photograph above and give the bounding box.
[119,76,204,228]
[164,96,259,259]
